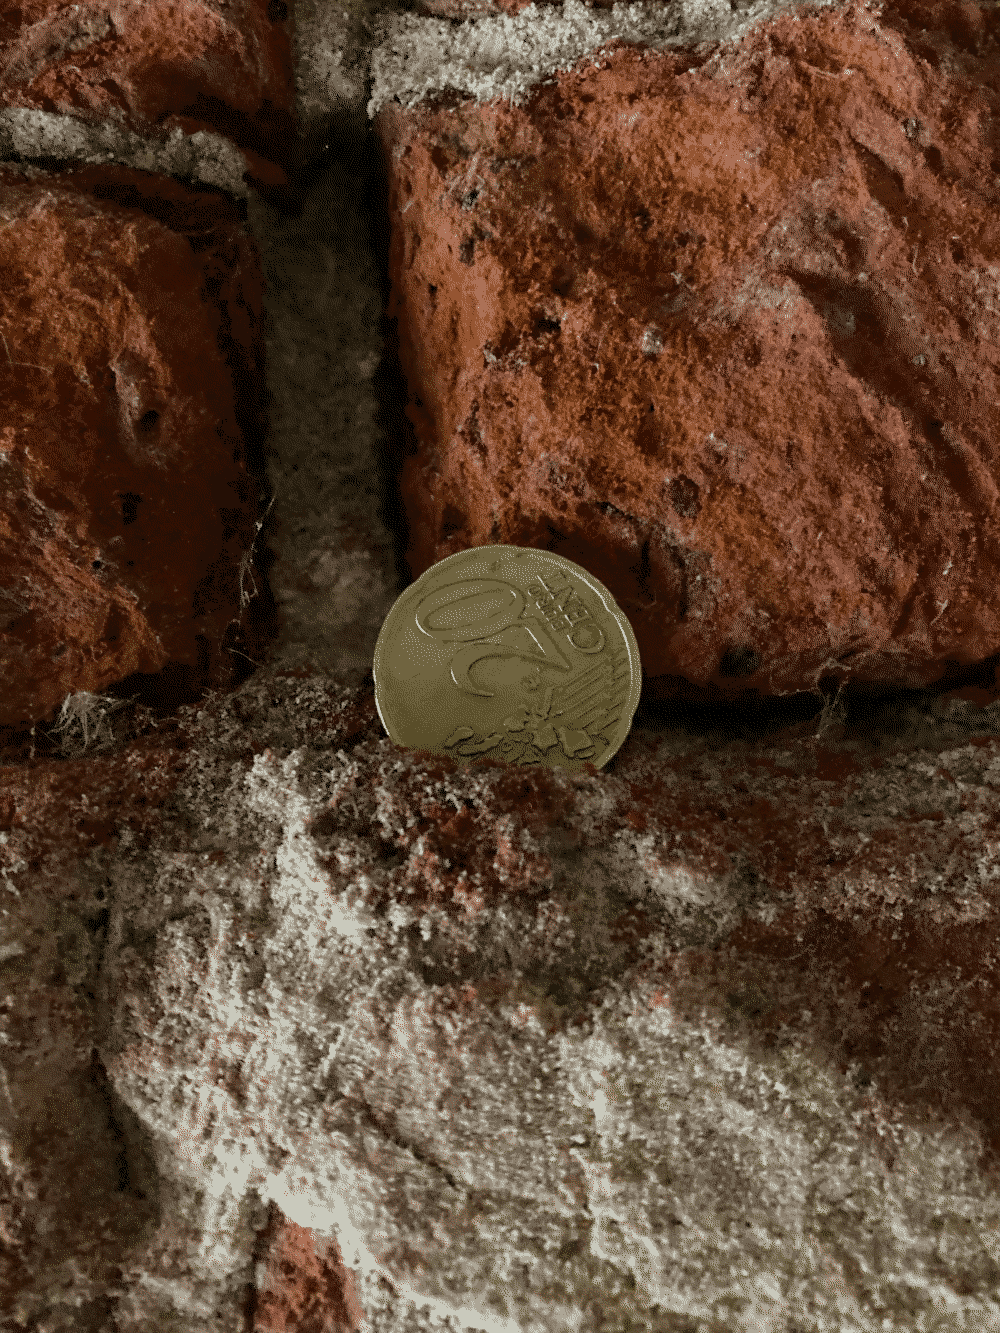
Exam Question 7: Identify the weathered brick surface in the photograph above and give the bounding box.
[0,0,298,186]
[0,162,274,729]
[4,662,1000,1327]
[377,0,1000,707]
[78,665,1000,1328]
[0,670,373,1329]
[0,735,179,1330]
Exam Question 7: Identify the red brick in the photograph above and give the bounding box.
[376,0,1000,706]
[0,162,273,728]
[253,1208,364,1333]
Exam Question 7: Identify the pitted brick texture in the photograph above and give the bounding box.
[377,0,1000,706]
[0,162,272,727]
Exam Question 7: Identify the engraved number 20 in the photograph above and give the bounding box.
[414,578,573,698]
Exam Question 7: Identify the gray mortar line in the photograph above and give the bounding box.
[0,108,252,198]
[366,0,844,118]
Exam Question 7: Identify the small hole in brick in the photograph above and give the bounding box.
[92,559,102,569]
[719,644,761,678]
[137,409,159,432]
[120,492,142,526]
[441,504,465,537]
[267,0,288,19]
[534,313,561,336]
[668,476,701,519]
[103,609,123,644]
[552,268,575,298]
[925,419,945,445]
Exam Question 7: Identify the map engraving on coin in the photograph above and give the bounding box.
[373,546,643,772]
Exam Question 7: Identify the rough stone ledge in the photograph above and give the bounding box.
[5,662,1000,1326]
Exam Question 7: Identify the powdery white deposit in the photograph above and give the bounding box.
[366,0,842,117]
[84,665,1000,1330]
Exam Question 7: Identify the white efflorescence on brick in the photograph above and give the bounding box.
[0,109,252,197]
[366,0,844,118]
[292,0,379,129]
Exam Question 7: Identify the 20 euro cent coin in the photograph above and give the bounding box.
[373,546,642,772]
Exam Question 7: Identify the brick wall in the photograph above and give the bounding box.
[3,2,1000,1330]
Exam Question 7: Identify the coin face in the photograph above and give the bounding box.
[373,546,642,772]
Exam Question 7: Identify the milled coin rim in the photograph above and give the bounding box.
[372,544,644,771]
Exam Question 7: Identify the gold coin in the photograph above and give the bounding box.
[373,545,642,772]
